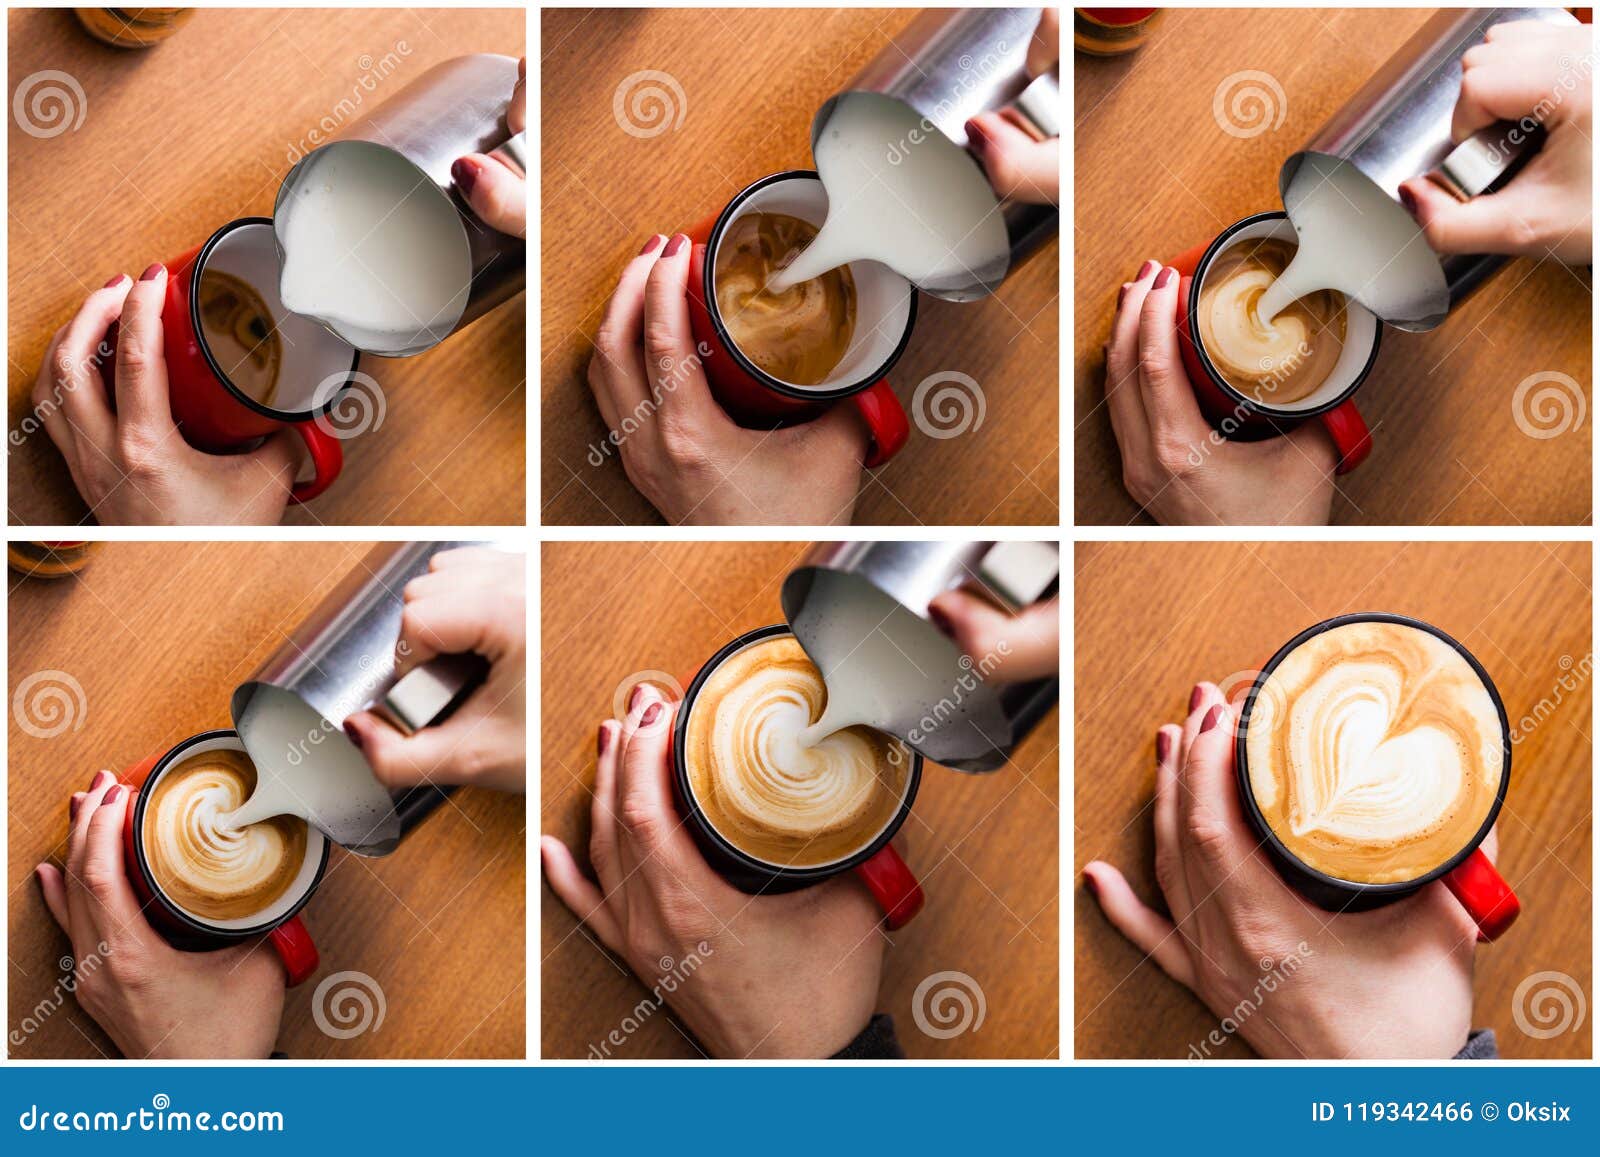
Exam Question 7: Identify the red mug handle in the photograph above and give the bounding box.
[1317,399,1372,475]
[851,380,910,468]
[1442,847,1520,942]
[267,915,320,986]
[853,842,925,930]
[288,421,343,504]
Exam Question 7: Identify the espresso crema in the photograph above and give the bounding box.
[143,748,308,922]
[1244,620,1505,885]
[685,635,909,867]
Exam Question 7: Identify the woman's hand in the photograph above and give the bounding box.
[31,267,297,525]
[344,548,526,793]
[1106,260,1338,525]
[34,770,286,1059]
[929,592,1059,683]
[453,56,526,238]
[965,9,1059,204]
[1400,22,1591,263]
[1083,684,1482,1059]
[586,233,867,525]
[541,683,888,1058]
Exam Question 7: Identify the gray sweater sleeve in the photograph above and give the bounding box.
[830,1014,905,1059]
[1453,1029,1498,1059]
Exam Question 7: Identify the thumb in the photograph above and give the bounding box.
[453,154,525,239]
[1401,175,1544,257]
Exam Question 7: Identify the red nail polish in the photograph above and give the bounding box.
[1154,266,1176,290]
[90,769,110,791]
[69,795,81,820]
[1084,873,1100,898]
[965,117,991,153]
[927,605,955,637]
[343,719,364,750]
[638,234,664,257]
[104,785,123,805]
[597,725,611,756]
[641,702,663,727]
[1200,704,1223,734]
[662,233,688,258]
[451,157,477,196]
[628,683,648,712]
[1116,284,1127,309]
[1156,730,1171,763]
[1188,685,1204,712]
[1398,186,1417,215]
[103,274,126,289]
[139,263,164,282]
[1136,260,1157,280]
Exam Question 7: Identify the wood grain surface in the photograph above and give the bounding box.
[7,542,524,1059]
[7,8,526,527]
[1074,541,1592,1059]
[540,541,1058,1058]
[540,9,1059,526]
[1075,8,1592,526]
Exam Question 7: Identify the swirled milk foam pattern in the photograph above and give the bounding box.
[143,749,309,922]
[686,635,910,867]
[1245,621,1504,884]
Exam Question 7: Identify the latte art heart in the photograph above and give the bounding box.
[143,748,308,922]
[1245,621,1504,884]
[685,635,909,867]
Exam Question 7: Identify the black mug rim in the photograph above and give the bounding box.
[671,623,923,884]
[130,728,331,939]
[190,216,362,423]
[1188,210,1383,423]
[702,170,919,403]
[1234,611,1512,898]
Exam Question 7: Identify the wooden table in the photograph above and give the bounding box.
[540,542,1058,1058]
[7,542,524,1058]
[1074,541,1592,1059]
[6,8,526,527]
[540,9,1059,526]
[1075,8,1592,525]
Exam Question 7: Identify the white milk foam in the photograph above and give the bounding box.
[766,93,1009,296]
[277,144,472,354]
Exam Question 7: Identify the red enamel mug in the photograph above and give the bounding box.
[1168,211,1380,475]
[668,624,925,929]
[119,729,326,986]
[108,217,361,503]
[685,171,914,468]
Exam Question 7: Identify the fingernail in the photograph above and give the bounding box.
[927,605,955,637]
[344,719,366,751]
[1156,730,1171,764]
[1398,185,1417,215]
[451,157,478,196]
[1154,266,1176,290]
[1188,685,1204,712]
[1116,283,1127,309]
[1200,704,1224,734]
[662,233,688,258]
[628,683,649,712]
[139,263,164,283]
[1084,872,1100,898]
[965,117,991,153]
[69,795,81,820]
[104,785,123,805]
[1136,259,1158,280]
[597,724,612,756]
[641,702,663,727]
[103,274,126,289]
[638,234,664,257]
[90,770,110,791]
